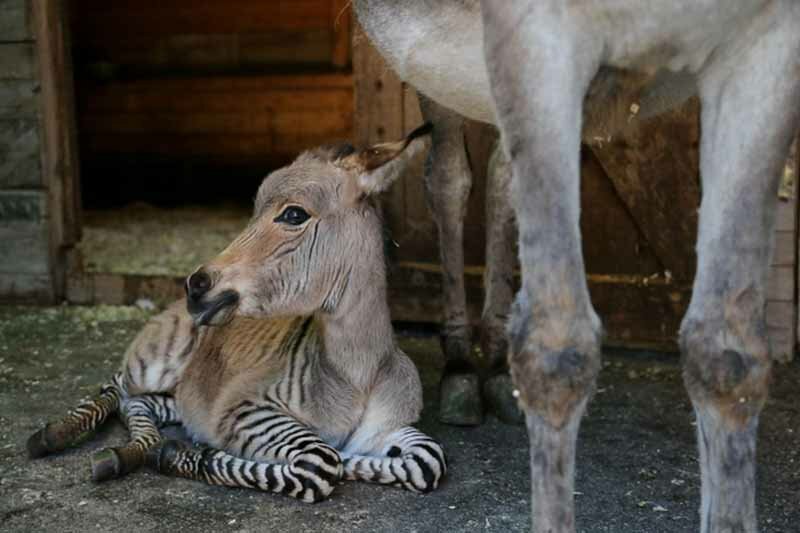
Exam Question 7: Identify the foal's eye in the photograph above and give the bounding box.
[274,206,311,226]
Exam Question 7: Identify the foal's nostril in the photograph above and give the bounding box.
[187,270,212,300]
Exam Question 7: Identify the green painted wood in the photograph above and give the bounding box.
[0,80,39,118]
[0,43,36,79]
[0,189,45,221]
[0,0,32,42]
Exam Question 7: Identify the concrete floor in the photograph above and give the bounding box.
[1,305,798,532]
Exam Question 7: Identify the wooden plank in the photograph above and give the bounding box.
[0,150,39,188]
[0,118,40,188]
[0,273,52,302]
[32,0,82,301]
[0,0,33,42]
[766,300,794,329]
[71,0,332,39]
[0,222,49,274]
[767,265,794,302]
[78,74,353,106]
[82,133,274,160]
[0,43,35,79]
[330,0,351,68]
[0,189,44,221]
[590,98,700,281]
[395,84,439,263]
[768,326,794,364]
[79,83,353,114]
[772,230,796,267]
[353,21,405,239]
[0,79,38,118]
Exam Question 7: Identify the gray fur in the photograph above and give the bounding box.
[354,1,800,531]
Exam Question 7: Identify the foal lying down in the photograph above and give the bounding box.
[27,125,446,502]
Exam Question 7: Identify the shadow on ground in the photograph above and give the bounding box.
[0,305,798,532]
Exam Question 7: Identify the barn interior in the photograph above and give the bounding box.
[70,0,353,278]
[2,2,800,531]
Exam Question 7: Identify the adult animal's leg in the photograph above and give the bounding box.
[149,399,343,503]
[91,394,178,482]
[683,14,800,533]
[342,426,446,493]
[418,94,482,426]
[482,2,603,531]
[480,140,523,424]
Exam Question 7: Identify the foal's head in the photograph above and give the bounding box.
[185,124,431,326]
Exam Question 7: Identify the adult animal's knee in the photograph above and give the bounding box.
[680,319,772,426]
[507,292,602,428]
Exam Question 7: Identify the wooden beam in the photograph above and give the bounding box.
[330,0,351,69]
[32,0,82,300]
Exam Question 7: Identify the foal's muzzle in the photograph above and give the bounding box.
[185,268,239,326]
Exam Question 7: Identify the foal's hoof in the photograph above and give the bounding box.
[483,373,525,425]
[439,373,483,426]
[146,439,185,474]
[27,427,53,459]
[91,448,123,482]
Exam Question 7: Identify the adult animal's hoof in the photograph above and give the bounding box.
[439,373,483,426]
[483,373,524,425]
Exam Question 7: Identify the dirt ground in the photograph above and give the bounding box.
[0,305,798,533]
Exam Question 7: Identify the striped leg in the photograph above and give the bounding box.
[91,394,178,482]
[27,373,125,458]
[343,427,447,493]
[149,402,343,503]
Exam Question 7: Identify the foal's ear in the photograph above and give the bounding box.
[339,122,432,200]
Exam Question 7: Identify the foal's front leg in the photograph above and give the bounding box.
[27,373,126,458]
[482,3,603,532]
[91,394,178,481]
[683,17,800,533]
[150,399,343,503]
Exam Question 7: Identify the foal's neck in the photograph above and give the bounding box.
[317,263,396,391]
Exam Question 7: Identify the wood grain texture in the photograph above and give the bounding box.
[0,79,38,118]
[0,44,36,79]
[32,0,82,302]
[0,0,33,42]
[70,0,348,75]
[77,73,353,167]
[590,98,700,282]
[353,21,406,248]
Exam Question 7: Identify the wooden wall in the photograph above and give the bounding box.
[0,0,79,302]
[354,24,799,356]
[71,0,354,207]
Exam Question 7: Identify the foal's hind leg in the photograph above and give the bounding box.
[91,394,178,481]
[683,18,800,533]
[482,3,603,531]
[27,373,125,458]
[418,94,482,426]
[342,426,447,493]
